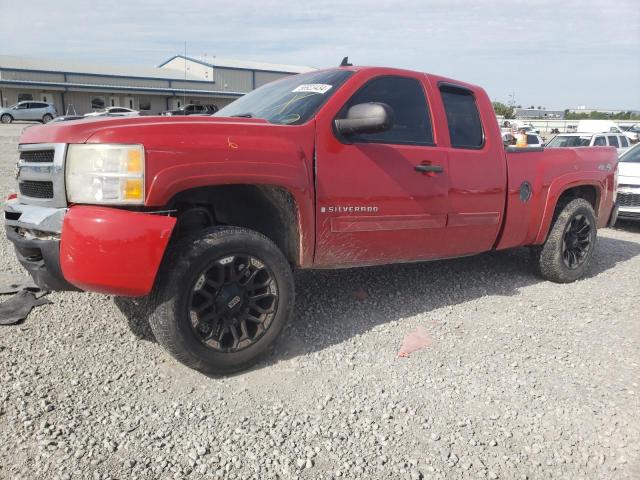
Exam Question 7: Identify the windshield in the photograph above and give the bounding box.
[547,135,592,147]
[215,69,353,125]
[620,144,640,163]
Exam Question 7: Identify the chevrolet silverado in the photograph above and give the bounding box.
[5,65,618,373]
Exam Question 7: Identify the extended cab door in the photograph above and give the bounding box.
[433,83,507,256]
[314,73,451,266]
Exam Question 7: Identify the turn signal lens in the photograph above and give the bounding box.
[124,179,143,201]
[127,149,143,174]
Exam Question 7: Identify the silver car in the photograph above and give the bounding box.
[0,101,57,124]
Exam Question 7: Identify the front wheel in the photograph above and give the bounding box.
[149,226,294,375]
[532,198,597,283]
[0,114,12,124]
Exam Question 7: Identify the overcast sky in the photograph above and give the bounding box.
[1,0,638,109]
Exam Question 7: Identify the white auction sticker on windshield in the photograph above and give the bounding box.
[292,84,333,94]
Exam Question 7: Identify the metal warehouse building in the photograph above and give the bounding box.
[0,54,314,116]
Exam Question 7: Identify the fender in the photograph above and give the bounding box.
[145,160,315,267]
[534,173,606,245]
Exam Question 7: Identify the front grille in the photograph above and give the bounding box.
[619,211,640,219]
[19,181,54,199]
[19,150,54,163]
[618,192,640,208]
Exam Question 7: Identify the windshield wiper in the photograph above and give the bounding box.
[230,113,256,118]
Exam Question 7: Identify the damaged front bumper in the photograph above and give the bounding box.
[4,199,176,297]
[5,200,76,291]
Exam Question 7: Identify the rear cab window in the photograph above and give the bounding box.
[439,84,484,148]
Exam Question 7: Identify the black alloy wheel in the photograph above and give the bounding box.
[148,226,294,375]
[532,197,597,283]
[187,254,278,352]
[561,213,593,269]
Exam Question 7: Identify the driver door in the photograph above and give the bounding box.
[13,103,29,120]
[314,74,450,266]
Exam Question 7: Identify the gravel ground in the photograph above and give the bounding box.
[0,122,639,480]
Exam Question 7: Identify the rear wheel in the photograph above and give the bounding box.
[42,114,53,123]
[532,198,597,283]
[0,114,12,124]
[149,226,294,374]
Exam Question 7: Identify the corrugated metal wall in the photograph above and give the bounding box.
[212,68,253,93]
[65,74,170,89]
[170,80,216,91]
[254,71,290,88]
[0,70,65,83]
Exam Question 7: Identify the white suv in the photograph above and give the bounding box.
[0,101,57,123]
[546,133,630,155]
[617,143,640,221]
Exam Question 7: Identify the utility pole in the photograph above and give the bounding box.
[183,41,187,108]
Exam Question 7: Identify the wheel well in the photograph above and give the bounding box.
[556,185,598,214]
[167,185,300,266]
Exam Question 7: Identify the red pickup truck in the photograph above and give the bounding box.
[5,65,618,373]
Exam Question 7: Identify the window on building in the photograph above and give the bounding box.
[440,85,484,148]
[18,93,34,102]
[91,97,106,110]
[338,75,434,145]
[607,136,619,148]
[139,100,151,111]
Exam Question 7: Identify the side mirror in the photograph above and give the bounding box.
[334,102,394,136]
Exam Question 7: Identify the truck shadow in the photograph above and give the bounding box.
[267,234,640,367]
[613,220,640,234]
[115,234,640,371]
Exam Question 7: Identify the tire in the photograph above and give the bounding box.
[149,226,294,375]
[42,114,53,123]
[0,114,12,124]
[532,198,597,283]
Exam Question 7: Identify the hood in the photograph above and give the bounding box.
[18,115,271,145]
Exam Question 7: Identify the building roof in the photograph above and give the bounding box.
[0,54,206,81]
[159,54,315,74]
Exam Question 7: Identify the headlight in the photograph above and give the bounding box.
[66,144,145,204]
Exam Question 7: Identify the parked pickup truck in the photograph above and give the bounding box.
[5,65,618,374]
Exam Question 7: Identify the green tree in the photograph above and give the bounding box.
[492,101,514,119]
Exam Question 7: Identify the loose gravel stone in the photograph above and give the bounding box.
[0,123,639,479]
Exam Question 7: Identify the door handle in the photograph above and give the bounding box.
[414,164,443,174]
